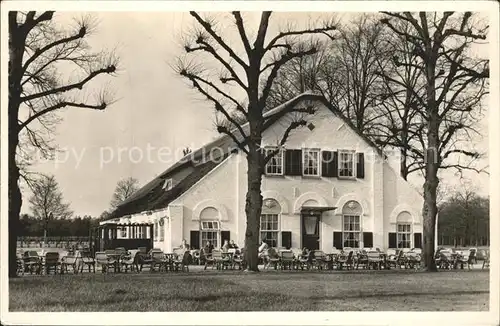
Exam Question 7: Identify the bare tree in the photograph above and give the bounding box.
[28,174,73,243]
[176,11,337,271]
[8,11,118,276]
[110,177,140,209]
[380,11,489,271]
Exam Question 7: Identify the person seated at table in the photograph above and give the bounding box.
[221,240,230,252]
[258,240,269,258]
[228,240,239,249]
[203,241,214,255]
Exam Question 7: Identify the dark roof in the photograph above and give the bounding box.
[107,93,383,219]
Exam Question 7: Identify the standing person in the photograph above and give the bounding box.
[222,239,230,252]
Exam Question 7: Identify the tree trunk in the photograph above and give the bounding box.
[8,14,25,278]
[244,150,264,272]
[422,55,439,272]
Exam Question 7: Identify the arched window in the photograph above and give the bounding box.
[200,207,220,248]
[260,199,281,247]
[342,200,362,248]
[397,211,412,248]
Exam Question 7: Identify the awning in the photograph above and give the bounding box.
[301,206,337,215]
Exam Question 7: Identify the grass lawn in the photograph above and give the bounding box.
[9,268,489,311]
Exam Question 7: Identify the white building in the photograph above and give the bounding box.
[103,93,424,253]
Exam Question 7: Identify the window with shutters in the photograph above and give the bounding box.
[264,147,284,175]
[302,149,320,176]
[342,201,362,248]
[200,220,220,248]
[338,150,355,178]
[396,211,412,248]
[397,224,412,248]
[260,199,281,247]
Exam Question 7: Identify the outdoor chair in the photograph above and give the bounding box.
[191,250,201,265]
[466,250,476,270]
[264,248,280,270]
[312,250,328,270]
[232,251,244,270]
[16,253,24,276]
[44,252,61,275]
[151,251,168,272]
[405,251,421,270]
[61,252,80,274]
[203,251,216,270]
[120,250,139,273]
[212,250,231,270]
[355,250,368,270]
[482,250,490,269]
[437,251,454,269]
[366,251,383,270]
[386,250,404,269]
[79,249,96,273]
[280,251,294,270]
[95,252,117,273]
[23,251,42,275]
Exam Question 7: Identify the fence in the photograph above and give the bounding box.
[17,236,90,249]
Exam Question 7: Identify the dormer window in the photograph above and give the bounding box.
[162,179,172,191]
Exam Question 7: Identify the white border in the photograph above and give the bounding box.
[1,1,499,326]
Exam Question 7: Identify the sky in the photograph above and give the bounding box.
[21,11,490,217]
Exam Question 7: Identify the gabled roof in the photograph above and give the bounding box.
[107,93,384,219]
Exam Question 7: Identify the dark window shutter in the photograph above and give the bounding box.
[221,231,230,246]
[333,232,343,249]
[356,153,365,179]
[190,231,200,249]
[333,151,338,177]
[321,151,336,177]
[285,149,302,176]
[363,232,373,248]
[414,233,422,249]
[388,232,397,248]
[281,231,292,249]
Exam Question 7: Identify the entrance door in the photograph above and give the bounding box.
[302,213,320,250]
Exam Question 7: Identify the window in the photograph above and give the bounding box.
[154,222,158,241]
[343,215,360,248]
[260,214,279,247]
[120,227,127,238]
[397,223,412,248]
[302,149,320,176]
[137,226,144,239]
[201,220,220,248]
[260,199,281,248]
[338,150,355,178]
[162,179,172,191]
[159,220,165,241]
[342,201,362,248]
[265,147,284,175]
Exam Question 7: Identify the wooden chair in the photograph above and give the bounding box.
[312,250,327,270]
[95,252,117,273]
[264,248,280,270]
[120,251,139,273]
[151,251,168,272]
[387,250,404,269]
[212,250,231,270]
[280,251,294,270]
[44,252,61,275]
[355,250,368,270]
[232,250,244,270]
[61,252,79,274]
[79,249,96,273]
[203,251,216,270]
[23,251,42,275]
[367,251,383,270]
